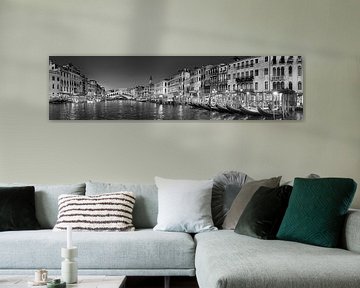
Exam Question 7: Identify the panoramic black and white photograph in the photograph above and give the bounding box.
[49,56,304,120]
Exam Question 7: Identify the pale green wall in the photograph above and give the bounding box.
[0,0,359,207]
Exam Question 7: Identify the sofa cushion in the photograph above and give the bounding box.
[86,181,158,229]
[0,183,85,229]
[0,186,40,231]
[212,171,250,228]
[234,185,292,239]
[222,176,281,229]
[153,177,216,233]
[195,230,360,288]
[277,178,357,247]
[53,192,136,232]
[0,229,195,272]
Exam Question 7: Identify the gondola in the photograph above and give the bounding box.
[257,106,284,119]
[216,104,232,113]
[239,104,261,116]
[226,104,245,115]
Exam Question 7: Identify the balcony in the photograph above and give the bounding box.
[236,76,254,83]
[271,76,285,81]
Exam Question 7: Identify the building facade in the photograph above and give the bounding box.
[49,60,104,100]
[227,56,303,95]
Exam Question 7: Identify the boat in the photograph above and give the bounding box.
[257,106,285,119]
[226,104,245,115]
[239,104,261,116]
[216,104,232,113]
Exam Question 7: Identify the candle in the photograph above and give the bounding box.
[67,225,72,249]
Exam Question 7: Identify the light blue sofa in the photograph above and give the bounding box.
[1,181,360,288]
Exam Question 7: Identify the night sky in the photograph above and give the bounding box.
[49,56,240,90]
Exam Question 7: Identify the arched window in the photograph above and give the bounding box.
[289,66,292,76]
[277,67,281,76]
[289,81,293,90]
[298,81,302,90]
[281,67,285,76]
[298,66,302,76]
[273,82,276,90]
[281,82,285,89]
[273,67,276,76]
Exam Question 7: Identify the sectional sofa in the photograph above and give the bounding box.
[0,180,360,288]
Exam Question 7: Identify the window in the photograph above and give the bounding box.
[273,82,276,90]
[277,67,281,76]
[289,66,292,76]
[57,77,59,81]
[250,70,253,77]
[233,84,235,90]
[250,60,254,66]
[289,81,293,90]
[233,73,236,79]
[265,56,268,62]
[240,72,244,77]
[264,68,268,75]
[246,71,249,77]
[281,82,285,89]
[298,66,302,76]
[272,56,277,64]
[237,72,240,77]
[298,81,302,90]
[281,67,285,76]
[255,69,259,76]
[246,61,249,67]
[273,67,276,75]
[255,58,258,64]
[265,81,268,90]
[255,82,258,90]
[52,84,54,89]
[52,76,55,81]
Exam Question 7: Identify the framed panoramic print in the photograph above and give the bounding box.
[49,56,303,120]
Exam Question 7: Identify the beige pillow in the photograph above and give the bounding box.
[222,176,281,230]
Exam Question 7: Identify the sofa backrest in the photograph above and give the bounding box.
[86,181,158,229]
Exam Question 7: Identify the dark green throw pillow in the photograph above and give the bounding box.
[277,178,357,248]
[234,185,292,239]
[0,186,41,231]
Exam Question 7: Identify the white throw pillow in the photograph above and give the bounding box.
[53,192,135,232]
[153,177,217,233]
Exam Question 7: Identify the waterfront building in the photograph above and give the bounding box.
[202,65,213,94]
[209,65,219,93]
[154,79,169,95]
[226,56,303,96]
[168,73,181,96]
[49,60,61,98]
[218,63,228,92]
[189,67,202,94]
[49,60,104,101]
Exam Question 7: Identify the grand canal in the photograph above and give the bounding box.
[49,100,303,120]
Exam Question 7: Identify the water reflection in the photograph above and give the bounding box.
[49,100,303,120]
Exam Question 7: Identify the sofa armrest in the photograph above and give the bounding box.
[342,209,360,253]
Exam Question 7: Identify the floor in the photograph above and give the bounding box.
[126,276,199,288]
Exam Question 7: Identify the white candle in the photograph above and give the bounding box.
[67,225,72,249]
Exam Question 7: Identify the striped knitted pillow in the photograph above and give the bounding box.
[53,192,136,231]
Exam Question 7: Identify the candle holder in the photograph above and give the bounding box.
[61,247,78,284]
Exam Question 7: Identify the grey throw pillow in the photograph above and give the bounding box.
[212,171,251,228]
[153,177,217,233]
[222,176,281,230]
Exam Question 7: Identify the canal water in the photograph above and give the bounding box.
[49,100,303,120]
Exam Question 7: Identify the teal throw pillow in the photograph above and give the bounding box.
[277,178,357,247]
